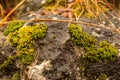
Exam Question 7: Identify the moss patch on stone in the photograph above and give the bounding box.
[8,24,48,65]
[69,24,118,62]
[4,22,25,36]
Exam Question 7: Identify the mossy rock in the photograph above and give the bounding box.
[69,24,118,62]
[4,22,25,36]
[8,24,48,65]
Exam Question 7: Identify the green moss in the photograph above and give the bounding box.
[69,24,97,50]
[97,73,107,80]
[11,72,20,80]
[0,56,15,72]
[8,31,20,46]
[8,24,48,65]
[84,49,99,62]
[69,24,118,62]
[32,24,48,39]
[98,41,118,61]
[4,22,25,36]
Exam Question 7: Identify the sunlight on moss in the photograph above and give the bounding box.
[4,22,25,36]
[69,24,97,50]
[69,24,118,62]
[8,24,48,65]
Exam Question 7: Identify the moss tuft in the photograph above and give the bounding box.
[97,73,107,80]
[11,72,20,80]
[98,41,118,61]
[69,24,118,62]
[8,24,48,65]
[4,22,25,36]
[69,24,97,50]
[32,24,48,39]
[0,56,15,72]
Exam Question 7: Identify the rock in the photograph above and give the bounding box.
[28,20,81,80]
[1,8,120,79]
[0,31,16,57]
[27,60,52,80]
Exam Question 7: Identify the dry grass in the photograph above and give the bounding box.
[43,0,119,18]
[0,0,120,33]
[0,0,21,17]
[0,0,25,28]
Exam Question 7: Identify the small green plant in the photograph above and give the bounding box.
[69,24,118,62]
[8,24,48,65]
[4,22,25,36]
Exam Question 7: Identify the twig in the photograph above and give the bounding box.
[0,18,101,26]
[0,18,120,34]
[0,0,25,28]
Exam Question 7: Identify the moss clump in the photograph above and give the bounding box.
[98,41,118,61]
[11,72,20,80]
[69,24,97,51]
[0,56,15,72]
[4,22,25,36]
[69,24,118,62]
[97,73,107,80]
[84,41,118,62]
[8,31,19,46]
[8,24,48,65]
[32,24,48,39]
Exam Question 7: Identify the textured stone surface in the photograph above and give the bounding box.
[33,21,81,80]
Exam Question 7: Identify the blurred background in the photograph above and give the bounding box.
[0,0,119,20]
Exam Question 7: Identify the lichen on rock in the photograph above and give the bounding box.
[27,60,52,80]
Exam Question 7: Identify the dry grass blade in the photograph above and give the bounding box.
[0,4,4,17]
[0,0,25,28]
[103,0,114,10]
